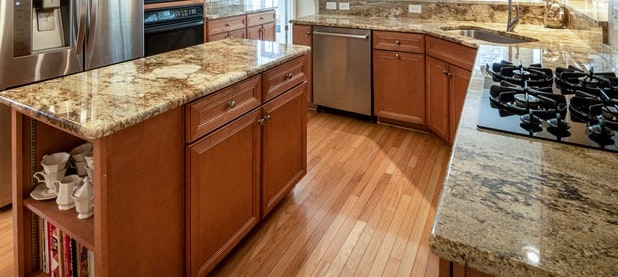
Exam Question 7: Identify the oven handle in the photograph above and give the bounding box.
[145,19,204,35]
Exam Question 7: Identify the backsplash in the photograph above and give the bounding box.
[207,0,243,9]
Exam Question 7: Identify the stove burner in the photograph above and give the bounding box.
[478,62,618,153]
[486,61,554,87]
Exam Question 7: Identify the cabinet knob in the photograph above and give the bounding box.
[443,69,453,77]
[260,16,265,20]
[306,31,311,35]
[265,114,272,122]
[225,23,232,27]
[395,40,401,45]
[285,73,293,80]
[395,53,400,59]
[227,100,237,108]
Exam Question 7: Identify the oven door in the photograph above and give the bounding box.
[145,19,204,56]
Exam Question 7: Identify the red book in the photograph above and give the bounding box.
[48,222,62,277]
[63,234,72,277]
[78,245,89,277]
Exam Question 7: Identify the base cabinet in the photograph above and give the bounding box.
[291,24,313,103]
[439,259,495,277]
[261,82,307,217]
[186,58,307,276]
[188,109,261,277]
[425,37,476,145]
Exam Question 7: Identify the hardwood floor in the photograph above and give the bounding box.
[0,110,450,277]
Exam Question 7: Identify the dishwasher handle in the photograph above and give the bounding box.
[312,31,369,40]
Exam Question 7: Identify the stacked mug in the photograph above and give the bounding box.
[33,152,71,198]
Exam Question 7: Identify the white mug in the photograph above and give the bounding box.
[54,175,82,210]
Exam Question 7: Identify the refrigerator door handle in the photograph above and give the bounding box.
[87,0,98,54]
[75,0,88,55]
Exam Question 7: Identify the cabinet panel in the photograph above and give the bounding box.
[247,10,276,27]
[186,75,261,143]
[188,109,261,277]
[373,50,425,124]
[292,24,312,103]
[426,36,476,71]
[206,15,246,36]
[247,22,276,41]
[262,21,276,41]
[373,31,425,53]
[262,55,306,102]
[426,56,450,142]
[449,65,471,144]
[261,82,307,217]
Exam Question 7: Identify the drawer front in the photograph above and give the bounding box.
[373,31,425,53]
[187,75,261,142]
[207,15,246,35]
[425,36,477,71]
[262,55,307,102]
[207,29,246,42]
[247,10,276,27]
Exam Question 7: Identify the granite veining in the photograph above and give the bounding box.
[206,2,277,19]
[291,14,618,277]
[0,39,309,139]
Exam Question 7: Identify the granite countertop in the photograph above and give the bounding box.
[0,39,309,140]
[206,3,276,19]
[291,15,618,277]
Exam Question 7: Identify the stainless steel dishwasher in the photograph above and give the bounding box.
[313,26,372,116]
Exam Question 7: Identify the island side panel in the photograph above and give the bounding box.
[94,106,185,276]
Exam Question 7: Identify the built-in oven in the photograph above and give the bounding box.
[144,4,205,57]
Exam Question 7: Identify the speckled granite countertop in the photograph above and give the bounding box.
[0,39,309,139]
[291,15,618,277]
[206,3,276,19]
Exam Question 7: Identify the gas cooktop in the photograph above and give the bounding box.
[477,61,618,153]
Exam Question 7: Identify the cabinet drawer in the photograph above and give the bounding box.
[207,15,246,36]
[247,10,275,27]
[426,36,477,71]
[186,75,261,142]
[207,29,246,42]
[262,55,307,102]
[373,31,425,53]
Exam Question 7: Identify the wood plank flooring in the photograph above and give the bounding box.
[0,110,450,277]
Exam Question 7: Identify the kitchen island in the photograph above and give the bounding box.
[291,15,618,277]
[0,39,310,277]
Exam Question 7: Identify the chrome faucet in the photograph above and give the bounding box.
[506,0,520,32]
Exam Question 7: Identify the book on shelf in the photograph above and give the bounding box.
[38,219,94,277]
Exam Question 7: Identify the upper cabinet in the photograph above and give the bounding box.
[207,10,276,42]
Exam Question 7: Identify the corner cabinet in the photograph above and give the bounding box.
[186,56,307,276]
[425,37,477,145]
[373,31,426,126]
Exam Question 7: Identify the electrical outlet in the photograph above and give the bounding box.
[326,2,337,10]
[339,2,350,10]
[408,4,422,14]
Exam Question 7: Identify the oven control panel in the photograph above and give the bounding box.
[145,5,204,25]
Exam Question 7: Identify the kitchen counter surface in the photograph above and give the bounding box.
[206,3,276,19]
[292,15,618,277]
[0,39,309,139]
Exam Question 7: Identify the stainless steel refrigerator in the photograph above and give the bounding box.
[0,0,144,207]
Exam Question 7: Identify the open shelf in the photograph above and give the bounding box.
[24,197,95,250]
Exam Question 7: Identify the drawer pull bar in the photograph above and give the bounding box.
[225,23,232,27]
[285,73,293,80]
[395,40,401,45]
[227,101,237,108]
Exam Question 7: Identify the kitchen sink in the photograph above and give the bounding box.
[441,27,537,44]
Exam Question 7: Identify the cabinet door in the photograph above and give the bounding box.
[373,50,425,124]
[292,24,312,103]
[449,65,471,144]
[426,56,450,143]
[188,109,261,277]
[262,21,276,41]
[261,83,307,217]
[247,25,262,40]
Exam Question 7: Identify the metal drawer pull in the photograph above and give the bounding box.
[312,31,368,40]
[395,40,401,45]
[227,100,237,108]
[285,73,293,80]
[306,31,311,35]
[395,53,400,59]
[260,16,265,19]
[225,23,231,27]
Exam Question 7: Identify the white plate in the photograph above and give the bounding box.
[30,183,57,200]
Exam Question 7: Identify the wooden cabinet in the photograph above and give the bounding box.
[373,31,426,126]
[440,258,495,277]
[425,36,476,145]
[12,108,185,276]
[186,57,307,276]
[187,109,261,277]
[246,11,276,41]
[206,14,247,42]
[292,24,313,103]
[207,10,276,42]
[261,82,307,217]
